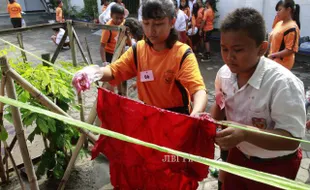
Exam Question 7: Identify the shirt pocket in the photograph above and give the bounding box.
[248,106,270,129]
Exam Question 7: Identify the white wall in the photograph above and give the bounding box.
[215,0,310,37]
[71,0,84,11]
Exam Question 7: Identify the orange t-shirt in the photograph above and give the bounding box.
[192,7,204,28]
[101,19,124,54]
[272,15,281,29]
[108,40,206,109]
[181,7,191,18]
[269,20,300,70]
[203,8,214,32]
[7,2,22,18]
[56,7,63,22]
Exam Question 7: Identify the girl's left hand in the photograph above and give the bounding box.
[306,121,310,130]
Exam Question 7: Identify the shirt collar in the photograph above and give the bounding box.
[247,57,266,90]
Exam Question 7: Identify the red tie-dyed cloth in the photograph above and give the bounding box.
[92,88,216,190]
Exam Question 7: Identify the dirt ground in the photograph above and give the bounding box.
[0,26,310,190]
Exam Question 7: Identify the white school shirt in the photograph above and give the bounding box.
[215,57,306,158]
[175,9,188,32]
[56,28,69,44]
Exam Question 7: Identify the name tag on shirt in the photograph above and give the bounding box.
[140,70,154,82]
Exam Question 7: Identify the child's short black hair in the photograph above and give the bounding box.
[57,0,62,6]
[124,17,143,41]
[220,8,266,46]
[111,4,125,15]
[142,0,178,49]
[275,0,283,11]
[9,0,15,4]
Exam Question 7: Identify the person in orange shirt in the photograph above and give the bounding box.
[272,1,283,29]
[190,1,204,52]
[180,0,190,18]
[56,1,65,23]
[100,4,125,63]
[73,0,208,116]
[7,0,22,28]
[200,0,216,61]
[101,0,110,12]
[268,0,300,70]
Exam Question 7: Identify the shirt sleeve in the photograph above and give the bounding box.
[284,28,299,52]
[108,47,137,86]
[271,78,306,138]
[101,29,110,44]
[176,53,206,96]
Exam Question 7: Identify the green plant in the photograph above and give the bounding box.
[1,48,83,179]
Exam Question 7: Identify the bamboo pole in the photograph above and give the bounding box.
[57,99,98,190]
[51,29,69,64]
[67,20,77,67]
[0,76,7,184]
[2,135,17,164]
[72,28,90,65]
[0,56,39,190]
[17,33,27,63]
[84,37,93,65]
[0,141,6,183]
[4,68,97,144]
[0,22,65,35]
[72,21,123,31]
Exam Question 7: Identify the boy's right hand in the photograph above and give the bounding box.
[72,65,104,93]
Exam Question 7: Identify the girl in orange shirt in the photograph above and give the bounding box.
[200,0,216,61]
[73,0,208,117]
[190,1,204,52]
[56,1,65,23]
[268,0,300,70]
[7,0,22,28]
[272,1,283,29]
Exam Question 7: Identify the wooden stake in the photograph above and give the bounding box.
[17,33,27,63]
[51,29,69,64]
[0,76,7,184]
[67,20,77,67]
[84,37,94,65]
[0,141,6,184]
[41,53,50,67]
[0,56,39,190]
[72,27,90,65]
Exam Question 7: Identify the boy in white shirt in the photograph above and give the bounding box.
[211,8,306,190]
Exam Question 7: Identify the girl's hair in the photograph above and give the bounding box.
[275,0,283,11]
[283,0,301,29]
[192,3,200,18]
[179,0,189,10]
[142,0,178,49]
[207,0,217,12]
[124,17,144,41]
[9,0,15,4]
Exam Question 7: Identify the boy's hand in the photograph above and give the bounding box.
[215,121,247,150]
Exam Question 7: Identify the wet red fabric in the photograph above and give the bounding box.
[92,88,216,190]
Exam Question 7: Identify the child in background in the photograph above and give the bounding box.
[211,8,305,190]
[56,0,65,23]
[268,0,300,70]
[51,27,70,49]
[180,0,190,18]
[200,0,216,61]
[100,4,125,63]
[174,1,189,43]
[101,0,110,12]
[7,0,22,28]
[124,17,144,48]
[190,1,204,52]
[272,1,283,29]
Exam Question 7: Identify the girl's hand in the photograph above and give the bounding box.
[268,53,277,60]
[306,121,310,130]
